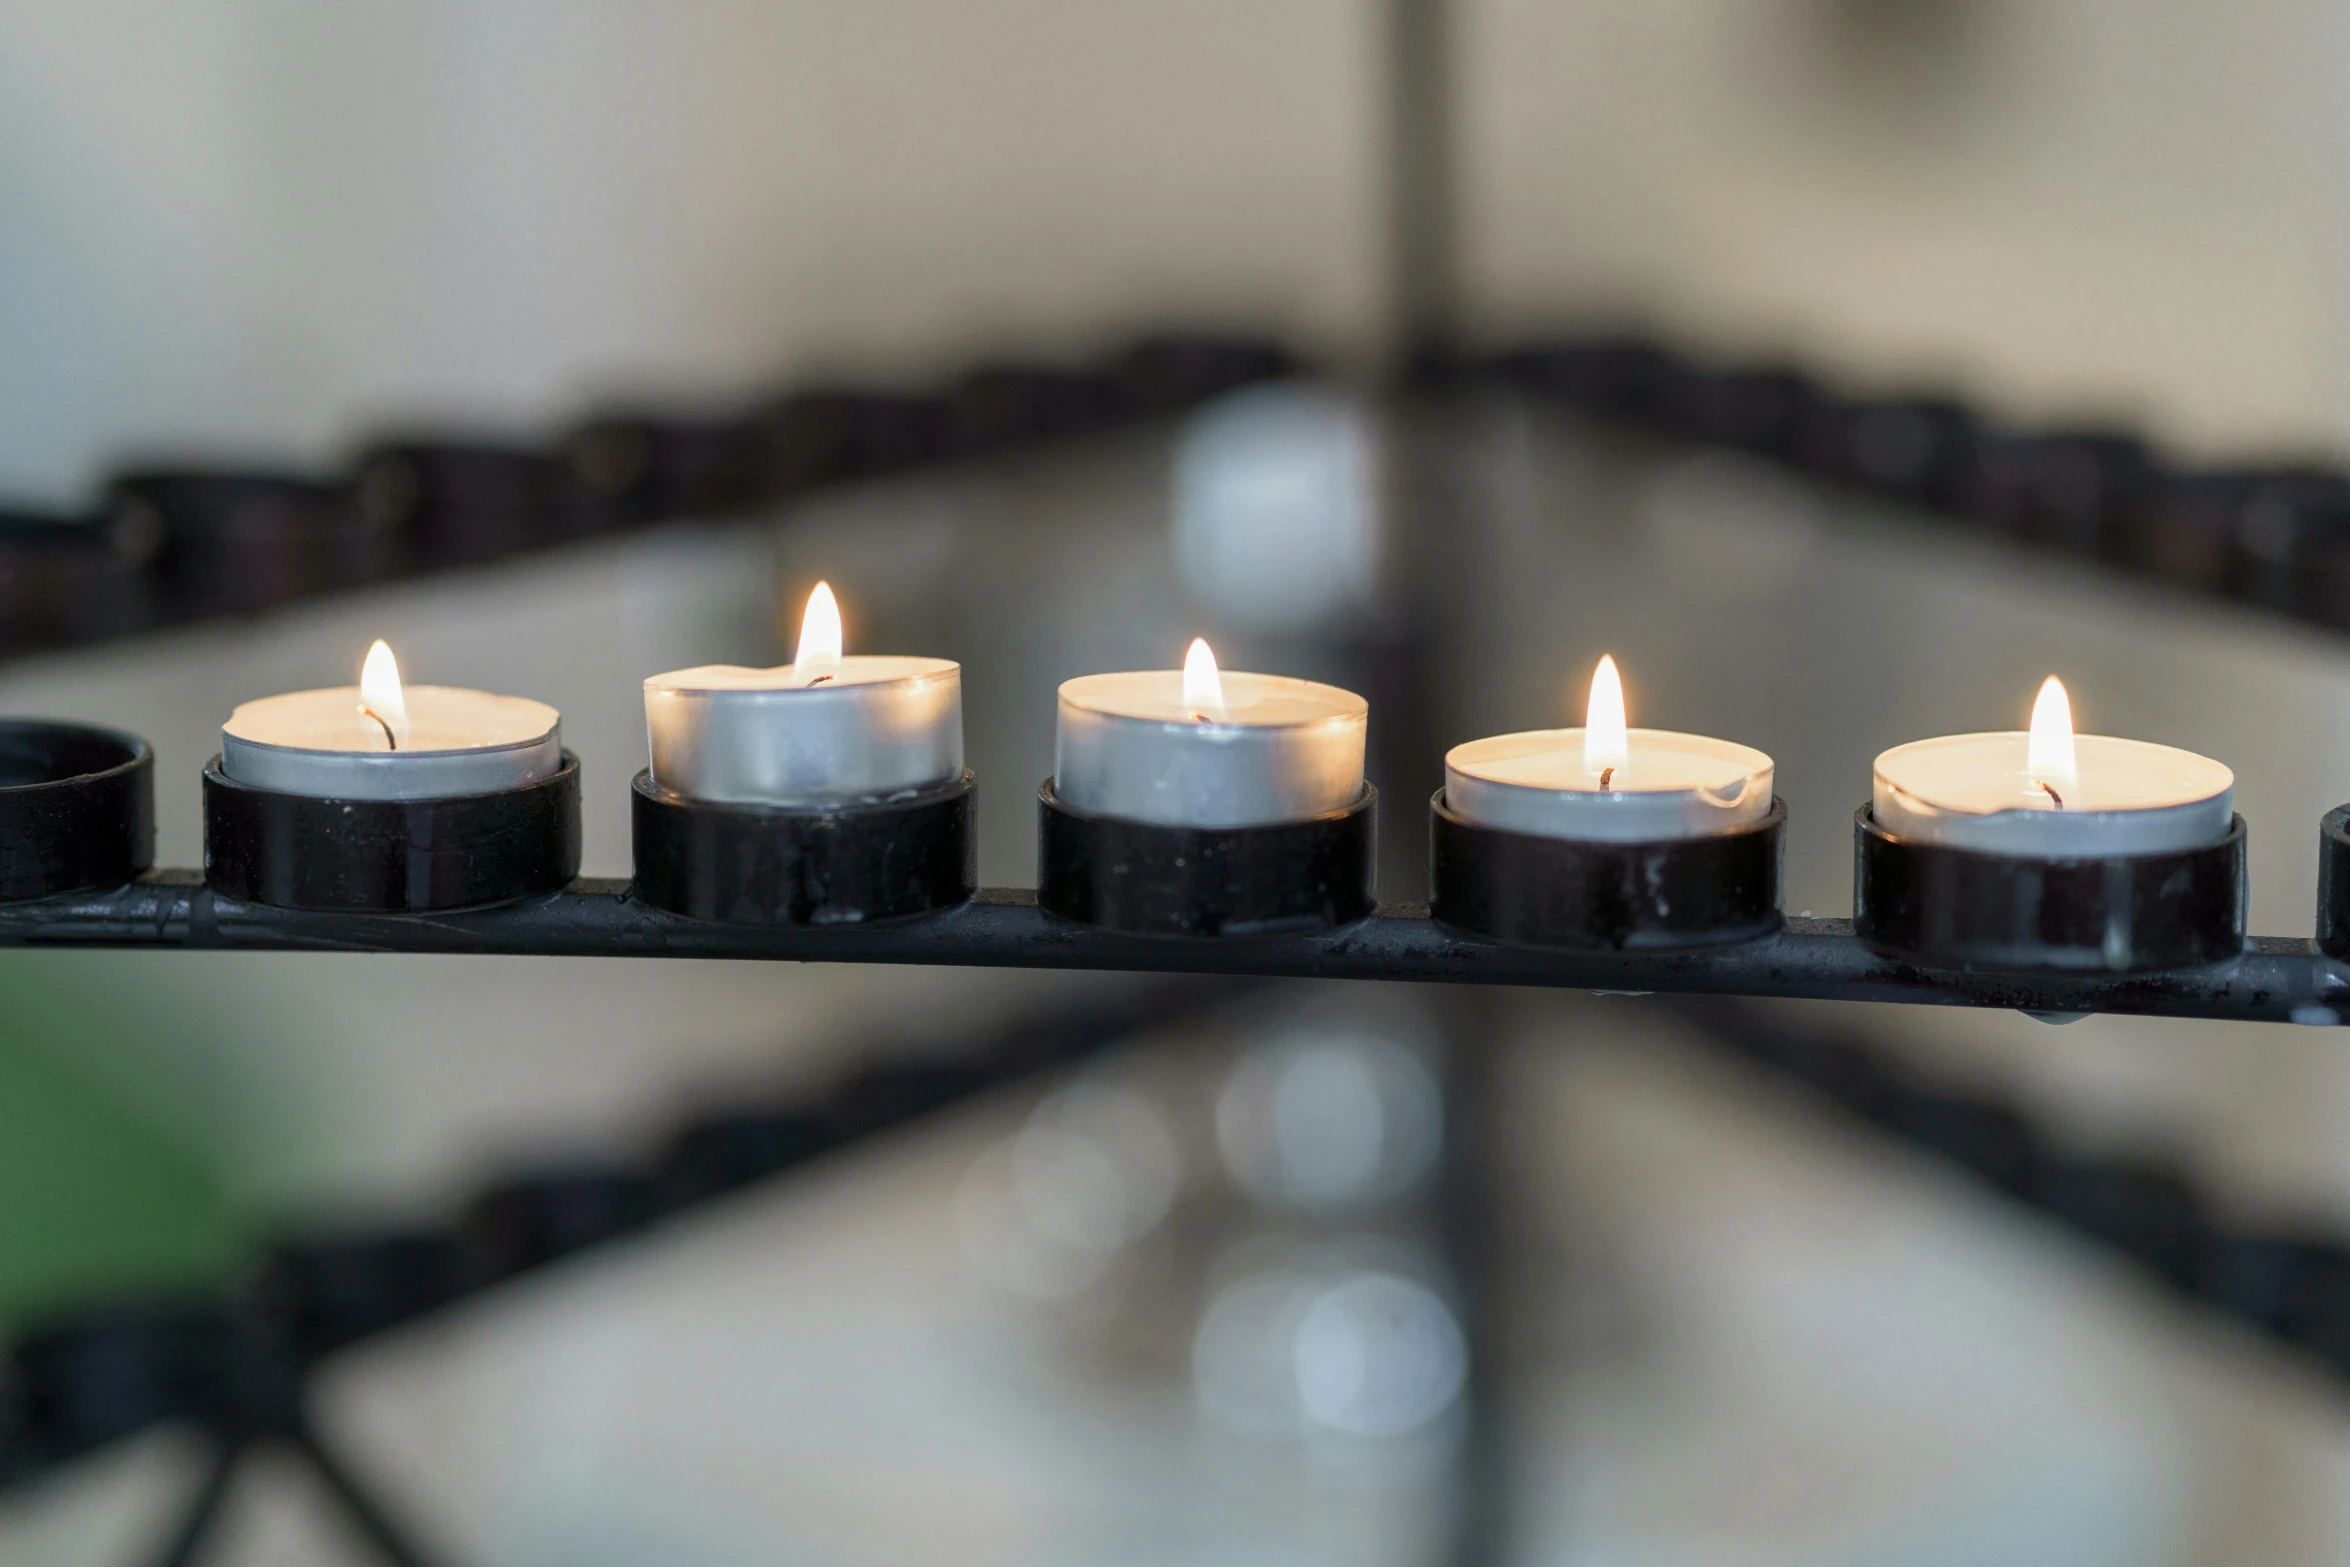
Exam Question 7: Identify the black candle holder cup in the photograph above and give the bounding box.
[203,754,581,913]
[111,470,401,616]
[354,440,580,566]
[630,770,976,925]
[1854,805,2246,974]
[1428,790,1785,950]
[2310,806,2350,962]
[1036,779,1375,938]
[0,509,160,651]
[0,721,154,903]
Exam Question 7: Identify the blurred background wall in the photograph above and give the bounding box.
[1463,0,2350,457]
[0,0,1379,502]
[13,1,2347,504]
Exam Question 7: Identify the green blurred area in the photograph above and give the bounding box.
[0,964,246,1335]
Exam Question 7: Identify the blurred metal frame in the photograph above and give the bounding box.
[1668,996,2350,1395]
[1389,0,1458,377]
[3,980,1261,1560]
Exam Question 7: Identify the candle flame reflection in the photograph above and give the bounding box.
[358,639,410,752]
[1583,655,1628,781]
[794,581,843,686]
[2028,675,2077,805]
[1183,638,1228,721]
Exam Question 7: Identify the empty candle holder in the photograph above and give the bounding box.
[1036,778,1375,938]
[0,721,154,903]
[566,411,778,523]
[354,439,583,566]
[110,468,400,616]
[0,507,160,652]
[1854,806,2246,973]
[630,770,976,925]
[2311,807,2350,962]
[1429,792,1785,950]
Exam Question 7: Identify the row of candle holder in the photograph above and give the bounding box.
[0,332,1290,648]
[1492,334,2350,631]
[2,593,2341,977]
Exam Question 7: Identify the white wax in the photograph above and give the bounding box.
[1055,669,1367,827]
[1873,731,2233,855]
[645,656,962,806]
[1445,728,1774,842]
[222,686,561,800]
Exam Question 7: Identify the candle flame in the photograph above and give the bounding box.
[1183,637,1227,720]
[794,581,843,685]
[2028,674,2077,806]
[1583,654,1628,780]
[358,638,410,752]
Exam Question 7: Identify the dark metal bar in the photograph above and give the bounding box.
[0,874,2340,1024]
[1437,997,1510,1567]
[147,1436,245,1567]
[286,1422,451,1567]
[1388,0,1458,374]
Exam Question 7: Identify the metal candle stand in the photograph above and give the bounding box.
[201,755,582,913]
[13,328,2350,1562]
[0,742,2336,1019]
[629,769,977,925]
[1034,779,1377,938]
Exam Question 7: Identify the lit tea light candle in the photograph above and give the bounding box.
[1054,639,1367,826]
[1873,676,2233,855]
[644,581,962,806]
[1444,656,1774,841]
[220,639,561,800]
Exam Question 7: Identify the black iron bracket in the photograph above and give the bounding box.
[0,874,2341,1024]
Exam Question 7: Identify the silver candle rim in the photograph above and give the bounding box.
[1056,670,1368,729]
[218,727,565,800]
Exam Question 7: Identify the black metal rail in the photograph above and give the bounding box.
[1,874,2341,1024]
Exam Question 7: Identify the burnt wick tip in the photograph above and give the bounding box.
[1599,767,1615,790]
[2039,780,2064,809]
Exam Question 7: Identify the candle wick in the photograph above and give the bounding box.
[1599,766,1614,790]
[807,674,834,686]
[363,708,399,752]
[2038,780,2064,809]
